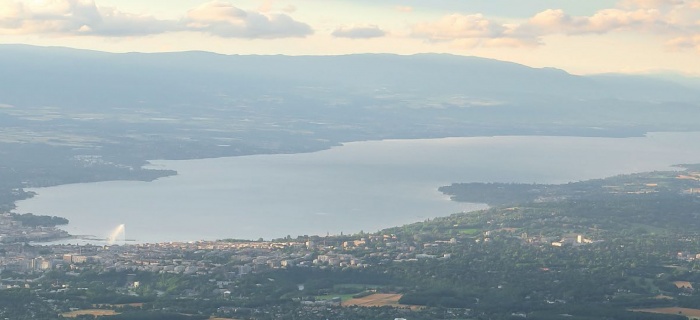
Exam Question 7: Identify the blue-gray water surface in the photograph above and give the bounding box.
[15,133,700,243]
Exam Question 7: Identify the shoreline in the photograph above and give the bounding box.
[0,131,665,211]
[9,132,695,243]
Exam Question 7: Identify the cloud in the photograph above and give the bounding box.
[0,0,175,36]
[282,5,297,13]
[258,0,274,13]
[395,6,413,13]
[527,8,664,34]
[411,9,665,46]
[0,1,27,30]
[410,0,700,50]
[532,0,700,36]
[331,25,386,39]
[667,35,700,51]
[0,0,312,39]
[411,14,539,48]
[86,7,182,36]
[525,1,700,50]
[185,1,312,38]
[621,0,685,9]
[412,14,505,40]
[257,0,296,13]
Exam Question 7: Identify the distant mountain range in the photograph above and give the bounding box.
[2,44,700,162]
[2,44,699,110]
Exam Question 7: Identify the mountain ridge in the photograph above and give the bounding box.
[4,44,699,110]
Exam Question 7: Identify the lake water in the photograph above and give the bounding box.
[14,133,700,244]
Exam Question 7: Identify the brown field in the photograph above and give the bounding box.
[343,293,422,310]
[62,309,119,318]
[633,307,700,319]
[344,293,404,307]
[674,281,694,289]
[93,302,144,308]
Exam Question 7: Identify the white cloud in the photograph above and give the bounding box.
[410,0,700,51]
[332,25,385,39]
[258,0,274,13]
[666,35,700,51]
[0,1,26,29]
[185,1,312,39]
[527,8,666,34]
[411,14,538,48]
[257,0,296,13]
[525,1,700,51]
[412,14,504,40]
[88,6,181,36]
[0,0,176,36]
[0,0,312,39]
[621,0,685,9]
[282,5,297,13]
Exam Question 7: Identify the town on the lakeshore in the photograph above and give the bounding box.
[1,167,700,320]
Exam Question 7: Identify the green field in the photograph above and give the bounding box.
[457,228,480,235]
[314,293,356,302]
[333,284,384,291]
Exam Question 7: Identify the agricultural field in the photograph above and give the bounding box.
[674,281,694,289]
[343,293,405,308]
[314,284,388,302]
[61,309,119,318]
[457,228,480,235]
[633,307,700,319]
[314,293,356,302]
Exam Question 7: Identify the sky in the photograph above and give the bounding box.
[0,0,699,75]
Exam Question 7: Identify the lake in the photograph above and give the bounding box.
[14,132,700,244]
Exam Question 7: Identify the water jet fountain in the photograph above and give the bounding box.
[107,224,125,245]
